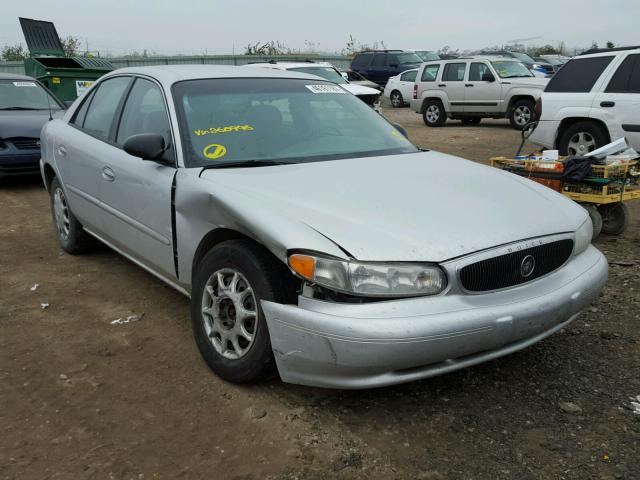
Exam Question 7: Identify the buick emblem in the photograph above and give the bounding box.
[520,255,536,278]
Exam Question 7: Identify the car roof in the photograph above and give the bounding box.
[244,61,334,70]
[0,73,37,81]
[577,46,640,57]
[98,65,324,88]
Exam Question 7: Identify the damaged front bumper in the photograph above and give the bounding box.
[262,245,608,389]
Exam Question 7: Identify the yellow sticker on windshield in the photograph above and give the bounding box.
[203,143,227,159]
[194,125,254,137]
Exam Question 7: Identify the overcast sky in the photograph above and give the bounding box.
[1,0,637,56]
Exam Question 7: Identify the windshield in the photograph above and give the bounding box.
[173,78,417,168]
[491,61,534,78]
[510,52,535,64]
[396,52,423,65]
[414,51,440,62]
[0,79,62,110]
[289,66,347,84]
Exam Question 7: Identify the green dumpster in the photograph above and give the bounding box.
[19,17,113,102]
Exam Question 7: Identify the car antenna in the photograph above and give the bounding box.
[43,83,53,121]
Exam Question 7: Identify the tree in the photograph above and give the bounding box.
[61,35,82,57]
[606,41,615,49]
[1,44,27,61]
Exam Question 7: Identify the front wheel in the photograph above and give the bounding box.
[191,240,296,383]
[389,90,404,108]
[558,121,609,156]
[509,99,535,130]
[423,100,446,127]
[599,202,629,235]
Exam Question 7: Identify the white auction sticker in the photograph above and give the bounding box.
[305,84,346,94]
[13,81,37,87]
[75,80,94,97]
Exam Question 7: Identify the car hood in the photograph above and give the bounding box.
[504,77,549,88]
[200,151,586,262]
[341,83,381,96]
[0,110,57,139]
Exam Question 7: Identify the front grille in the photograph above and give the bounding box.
[459,239,574,292]
[358,94,379,106]
[10,138,39,150]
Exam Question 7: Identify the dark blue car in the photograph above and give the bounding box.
[350,50,423,87]
[0,73,64,177]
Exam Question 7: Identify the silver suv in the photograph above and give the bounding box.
[410,57,548,130]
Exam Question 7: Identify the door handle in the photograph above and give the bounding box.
[600,101,615,107]
[102,166,115,182]
[57,145,67,157]
[465,84,474,87]
[438,83,447,87]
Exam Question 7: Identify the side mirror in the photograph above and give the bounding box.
[389,63,399,68]
[123,133,166,161]
[341,72,349,80]
[63,100,74,109]
[482,73,495,82]
[392,123,409,139]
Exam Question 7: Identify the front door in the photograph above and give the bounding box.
[464,62,502,113]
[98,77,177,279]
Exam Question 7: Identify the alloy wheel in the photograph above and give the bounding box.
[426,105,440,123]
[567,131,596,156]
[391,92,402,107]
[513,105,532,127]
[53,187,70,241]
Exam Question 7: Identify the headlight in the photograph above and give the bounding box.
[573,217,593,256]
[288,253,446,297]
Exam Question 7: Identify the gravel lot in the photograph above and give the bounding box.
[1,107,639,480]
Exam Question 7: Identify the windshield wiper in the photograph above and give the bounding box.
[502,75,532,78]
[0,106,44,111]
[200,159,294,171]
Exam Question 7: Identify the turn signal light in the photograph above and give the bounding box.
[288,254,315,280]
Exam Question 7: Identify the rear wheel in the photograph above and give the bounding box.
[191,240,296,383]
[390,90,404,108]
[423,100,446,127]
[509,99,535,130]
[558,121,609,156]
[581,203,603,239]
[599,202,629,235]
[49,177,94,254]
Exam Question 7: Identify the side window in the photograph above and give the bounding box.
[116,78,171,146]
[82,77,131,140]
[469,63,491,81]
[401,70,417,82]
[606,54,640,93]
[71,89,95,127]
[442,63,466,82]
[371,54,386,67]
[387,54,399,67]
[421,64,440,82]
[352,53,372,68]
[546,56,614,93]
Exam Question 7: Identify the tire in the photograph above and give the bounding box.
[461,117,481,125]
[190,240,296,384]
[49,177,94,254]
[422,100,446,127]
[558,121,609,156]
[509,99,535,130]
[581,204,603,239]
[389,90,404,108]
[599,202,629,235]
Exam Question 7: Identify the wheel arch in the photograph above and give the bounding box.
[555,117,611,149]
[507,94,536,113]
[420,95,446,113]
[43,163,57,192]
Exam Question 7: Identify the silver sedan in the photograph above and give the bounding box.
[40,66,607,389]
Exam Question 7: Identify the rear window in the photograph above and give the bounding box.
[421,64,440,81]
[546,56,614,93]
[606,54,640,93]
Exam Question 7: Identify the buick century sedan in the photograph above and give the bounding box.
[40,66,608,389]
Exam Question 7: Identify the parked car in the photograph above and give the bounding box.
[350,50,423,86]
[40,65,607,389]
[410,57,548,129]
[539,55,571,67]
[533,57,559,75]
[530,46,640,155]
[479,51,555,77]
[245,61,380,107]
[340,69,381,91]
[406,49,441,62]
[384,68,418,107]
[0,73,64,177]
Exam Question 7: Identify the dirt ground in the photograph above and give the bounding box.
[1,107,639,480]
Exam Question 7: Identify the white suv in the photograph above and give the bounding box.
[530,47,640,155]
[244,61,381,107]
[410,57,548,130]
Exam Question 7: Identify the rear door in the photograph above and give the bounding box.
[55,76,132,234]
[99,76,177,278]
[397,69,417,101]
[593,53,640,150]
[439,62,467,113]
[464,61,501,113]
[365,53,388,85]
